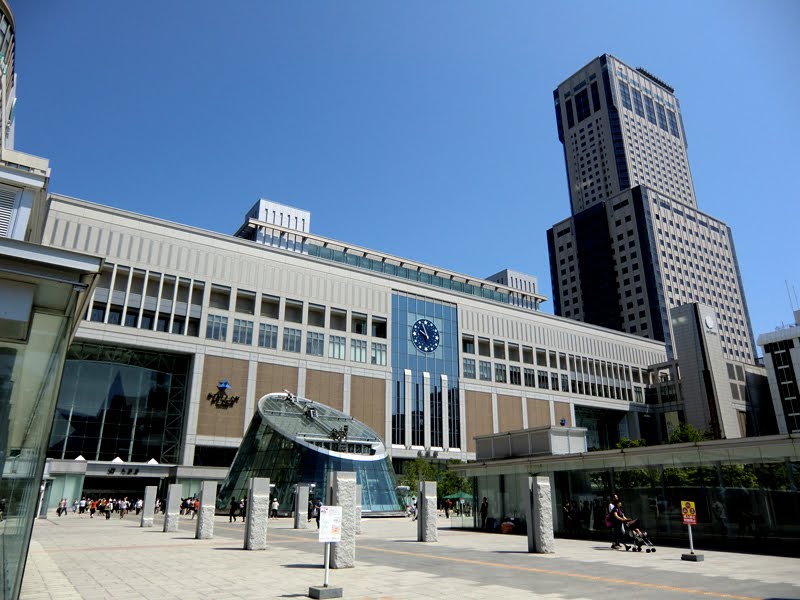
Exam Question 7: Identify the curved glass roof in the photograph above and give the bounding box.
[259,392,386,459]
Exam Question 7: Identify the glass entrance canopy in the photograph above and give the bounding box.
[217,392,403,513]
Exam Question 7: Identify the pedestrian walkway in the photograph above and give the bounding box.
[20,513,800,599]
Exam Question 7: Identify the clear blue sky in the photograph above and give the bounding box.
[13,1,800,348]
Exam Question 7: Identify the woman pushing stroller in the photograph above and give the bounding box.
[610,499,635,550]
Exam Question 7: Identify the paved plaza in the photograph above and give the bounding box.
[20,513,800,600]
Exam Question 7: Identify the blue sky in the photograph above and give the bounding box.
[13,1,800,347]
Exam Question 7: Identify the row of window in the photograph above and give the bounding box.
[206,314,388,365]
[461,358,644,402]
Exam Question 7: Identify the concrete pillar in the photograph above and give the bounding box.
[195,481,217,540]
[355,484,362,535]
[140,485,156,527]
[244,477,270,550]
[163,483,181,533]
[294,484,310,529]
[526,475,555,553]
[327,471,356,568]
[417,481,438,542]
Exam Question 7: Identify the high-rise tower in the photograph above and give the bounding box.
[554,54,696,214]
[547,54,756,363]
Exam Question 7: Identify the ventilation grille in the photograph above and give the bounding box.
[0,185,20,237]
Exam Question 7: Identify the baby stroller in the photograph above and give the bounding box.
[623,519,656,553]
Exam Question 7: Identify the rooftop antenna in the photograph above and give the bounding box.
[786,280,797,312]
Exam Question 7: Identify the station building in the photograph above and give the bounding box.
[40,195,667,503]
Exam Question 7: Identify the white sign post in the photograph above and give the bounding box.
[309,506,343,598]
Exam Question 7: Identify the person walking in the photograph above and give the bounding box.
[480,497,489,530]
[270,497,279,519]
[314,499,321,528]
[607,494,619,548]
[229,496,238,523]
[610,499,633,550]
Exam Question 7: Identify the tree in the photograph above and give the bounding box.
[667,423,710,444]
[398,458,473,498]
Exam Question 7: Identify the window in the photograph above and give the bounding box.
[463,358,476,379]
[209,285,231,310]
[666,108,680,138]
[351,313,368,335]
[306,331,325,356]
[307,304,325,327]
[206,315,228,341]
[371,317,387,338]
[330,309,347,331]
[462,335,475,354]
[644,96,657,125]
[260,294,280,319]
[282,327,302,353]
[328,335,346,360]
[479,361,492,381]
[575,89,591,122]
[494,363,507,383]
[537,370,549,389]
[258,323,278,349]
[351,339,367,362]
[522,369,536,387]
[371,342,387,365]
[618,81,632,110]
[235,290,256,315]
[510,365,521,385]
[631,88,644,117]
[285,300,303,323]
[551,372,560,391]
[655,102,668,131]
[590,81,601,111]
[232,319,253,345]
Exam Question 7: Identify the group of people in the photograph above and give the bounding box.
[56,497,144,519]
[441,499,471,518]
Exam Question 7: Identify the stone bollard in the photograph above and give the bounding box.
[244,477,270,550]
[417,481,438,542]
[526,475,555,553]
[327,471,356,568]
[294,484,310,529]
[195,481,217,540]
[140,485,156,527]
[163,483,181,533]
[355,484,362,535]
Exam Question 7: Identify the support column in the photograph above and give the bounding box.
[525,475,555,553]
[423,372,431,449]
[294,484,310,529]
[327,471,356,568]
[441,374,449,451]
[404,369,413,449]
[244,477,271,550]
[417,480,438,542]
[140,485,156,527]
[163,483,181,533]
[195,481,217,540]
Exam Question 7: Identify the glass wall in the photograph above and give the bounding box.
[391,293,460,448]
[47,342,191,464]
[471,457,800,555]
[0,312,72,600]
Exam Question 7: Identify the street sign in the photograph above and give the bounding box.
[681,500,697,525]
[318,505,342,543]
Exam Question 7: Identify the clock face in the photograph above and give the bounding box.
[411,318,440,353]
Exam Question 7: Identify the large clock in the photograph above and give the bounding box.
[411,318,440,353]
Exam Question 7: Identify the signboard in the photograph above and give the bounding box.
[681,500,697,525]
[318,505,342,543]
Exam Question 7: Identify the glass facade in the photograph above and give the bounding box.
[217,393,403,513]
[470,453,800,556]
[1,311,74,600]
[391,293,460,449]
[47,342,191,464]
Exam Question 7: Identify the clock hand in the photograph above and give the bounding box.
[420,322,428,339]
